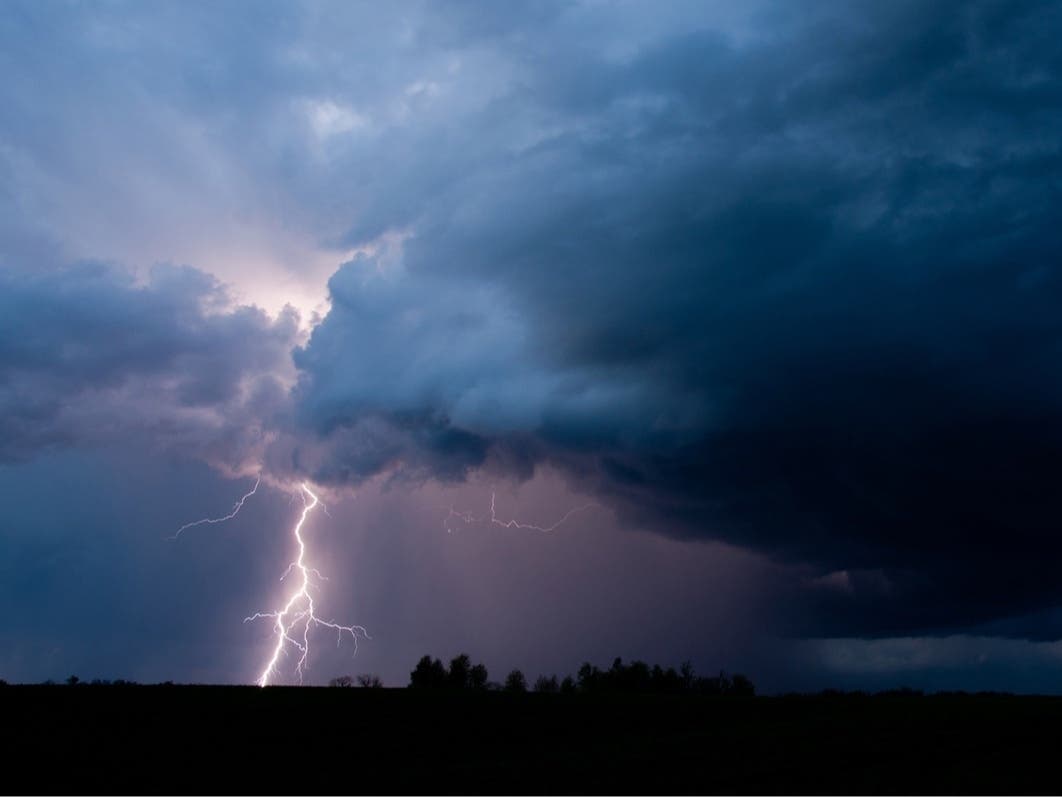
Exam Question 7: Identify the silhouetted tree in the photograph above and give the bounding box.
[357,674,383,688]
[504,669,527,693]
[560,675,576,694]
[66,675,80,687]
[651,665,683,694]
[590,658,654,692]
[448,654,472,689]
[329,675,354,688]
[469,663,489,690]
[534,675,559,693]
[577,662,601,692]
[626,660,652,692]
[680,661,695,690]
[731,674,755,697]
[695,672,727,695]
[409,655,448,689]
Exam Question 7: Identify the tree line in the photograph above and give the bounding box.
[335,654,754,695]
[8,656,755,695]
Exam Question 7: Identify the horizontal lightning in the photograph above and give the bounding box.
[445,490,597,533]
[170,476,260,540]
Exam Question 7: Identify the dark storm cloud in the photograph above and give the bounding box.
[0,263,297,469]
[293,0,1062,636]
[2,0,1060,654]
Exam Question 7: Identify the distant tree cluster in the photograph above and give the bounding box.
[409,654,490,690]
[25,677,146,687]
[329,673,383,688]
[575,658,754,697]
[407,654,755,697]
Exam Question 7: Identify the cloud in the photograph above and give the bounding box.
[793,634,1062,693]
[288,0,1062,637]
[0,263,298,472]
[3,0,1062,643]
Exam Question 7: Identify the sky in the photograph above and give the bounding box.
[2,0,1062,693]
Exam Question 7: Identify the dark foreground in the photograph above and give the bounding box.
[4,685,1061,794]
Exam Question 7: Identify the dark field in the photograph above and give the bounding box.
[4,686,1061,794]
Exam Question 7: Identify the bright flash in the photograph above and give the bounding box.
[175,478,368,686]
[244,483,369,687]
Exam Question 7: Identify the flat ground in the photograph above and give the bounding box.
[3,686,1059,793]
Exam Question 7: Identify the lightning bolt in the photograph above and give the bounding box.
[445,490,597,533]
[244,482,369,687]
[170,476,261,539]
[174,477,368,686]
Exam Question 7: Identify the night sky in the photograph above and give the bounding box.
[3,0,1062,693]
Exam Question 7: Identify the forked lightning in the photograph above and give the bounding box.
[245,483,368,686]
[174,478,367,686]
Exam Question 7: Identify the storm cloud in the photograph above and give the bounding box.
[0,263,297,471]
[2,0,1062,670]
[288,0,1062,636]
